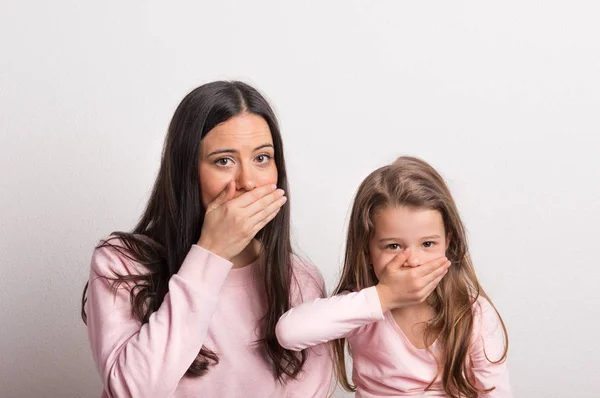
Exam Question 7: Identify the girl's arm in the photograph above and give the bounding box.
[277,250,450,351]
[470,298,513,397]
[282,259,335,397]
[86,243,231,398]
[276,286,384,351]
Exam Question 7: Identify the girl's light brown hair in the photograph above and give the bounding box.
[332,156,508,397]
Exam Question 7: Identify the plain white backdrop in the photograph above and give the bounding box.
[1,1,599,397]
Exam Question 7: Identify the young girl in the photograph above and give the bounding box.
[81,81,332,397]
[276,156,511,397]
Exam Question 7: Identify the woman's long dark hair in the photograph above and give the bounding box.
[81,81,306,380]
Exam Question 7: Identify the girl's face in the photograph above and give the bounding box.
[198,112,278,207]
[368,206,448,279]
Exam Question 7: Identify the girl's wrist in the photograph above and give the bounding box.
[375,284,392,313]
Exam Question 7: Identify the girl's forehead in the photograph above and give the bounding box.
[371,207,445,237]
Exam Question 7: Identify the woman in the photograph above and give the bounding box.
[82,81,332,397]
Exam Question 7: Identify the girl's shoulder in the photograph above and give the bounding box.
[470,294,507,358]
[471,295,501,326]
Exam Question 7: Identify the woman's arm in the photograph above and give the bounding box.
[86,244,231,398]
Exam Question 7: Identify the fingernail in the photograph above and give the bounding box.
[277,189,285,195]
[271,184,277,190]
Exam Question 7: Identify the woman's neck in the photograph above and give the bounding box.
[230,239,260,269]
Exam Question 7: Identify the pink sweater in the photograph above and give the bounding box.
[85,242,333,397]
[276,286,511,398]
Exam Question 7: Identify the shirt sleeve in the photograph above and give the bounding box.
[469,297,513,397]
[276,276,384,352]
[282,258,335,397]
[86,242,232,398]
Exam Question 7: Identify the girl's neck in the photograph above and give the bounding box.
[230,239,261,269]
[392,301,435,320]
[391,302,437,350]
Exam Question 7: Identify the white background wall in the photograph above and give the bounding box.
[1,1,599,397]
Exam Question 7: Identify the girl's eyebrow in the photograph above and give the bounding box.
[378,234,441,243]
[378,237,404,243]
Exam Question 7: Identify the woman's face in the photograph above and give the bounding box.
[198,112,278,207]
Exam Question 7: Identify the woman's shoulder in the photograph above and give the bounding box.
[89,235,149,279]
[289,255,326,304]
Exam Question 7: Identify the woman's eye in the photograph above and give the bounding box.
[215,158,233,167]
[256,154,271,164]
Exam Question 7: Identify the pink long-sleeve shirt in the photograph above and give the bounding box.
[276,286,511,398]
[85,241,333,398]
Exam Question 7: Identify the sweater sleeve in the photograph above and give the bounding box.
[86,242,232,398]
[469,298,513,397]
[283,259,334,398]
[276,284,384,352]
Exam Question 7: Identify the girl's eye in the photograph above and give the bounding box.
[423,241,436,248]
[387,244,402,250]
